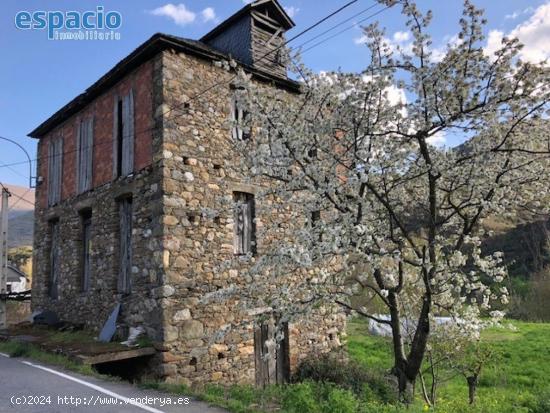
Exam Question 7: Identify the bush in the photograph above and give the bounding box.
[294,353,395,403]
[282,381,360,413]
[282,382,321,413]
[323,386,359,413]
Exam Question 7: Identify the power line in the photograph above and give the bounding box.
[8,188,34,211]
[291,2,380,51]
[299,5,393,56]
[0,160,29,180]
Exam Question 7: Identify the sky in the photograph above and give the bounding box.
[1,0,549,187]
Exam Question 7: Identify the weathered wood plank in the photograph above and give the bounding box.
[75,347,156,365]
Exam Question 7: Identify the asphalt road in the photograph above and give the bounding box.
[0,353,227,413]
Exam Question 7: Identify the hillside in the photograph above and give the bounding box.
[2,184,34,248]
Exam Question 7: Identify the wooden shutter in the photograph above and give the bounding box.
[49,220,60,299]
[234,193,243,255]
[112,95,120,179]
[85,118,94,190]
[48,138,63,206]
[121,90,135,176]
[231,98,239,141]
[234,193,255,255]
[81,214,92,292]
[118,198,133,293]
[47,142,55,206]
[76,121,81,193]
[77,118,94,193]
[242,199,251,253]
[232,97,249,141]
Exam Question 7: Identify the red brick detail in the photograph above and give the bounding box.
[36,60,154,209]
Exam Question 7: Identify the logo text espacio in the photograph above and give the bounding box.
[15,7,122,40]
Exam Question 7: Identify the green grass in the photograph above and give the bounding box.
[3,319,550,412]
[0,341,97,376]
[346,318,550,413]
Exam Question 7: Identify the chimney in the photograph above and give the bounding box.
[201,0,295,79]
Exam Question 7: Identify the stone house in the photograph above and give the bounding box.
[29,0,345,386]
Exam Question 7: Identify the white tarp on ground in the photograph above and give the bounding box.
[368,315,453,337]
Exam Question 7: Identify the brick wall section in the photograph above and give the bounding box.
[35,60,154,209]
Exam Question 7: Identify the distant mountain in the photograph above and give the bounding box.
[8,210,34,248]
[2,184,34,248]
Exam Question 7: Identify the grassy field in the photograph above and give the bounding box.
[347,318,550,412]
[183,319,550,413]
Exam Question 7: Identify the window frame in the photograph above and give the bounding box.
[80,210,92,293]
[117,196,133,294]
[233,192,256,256]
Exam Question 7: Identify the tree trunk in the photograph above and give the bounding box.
[467,375,478,405]
[397,368,415,404]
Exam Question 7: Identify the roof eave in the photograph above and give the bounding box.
[29,33,301,139]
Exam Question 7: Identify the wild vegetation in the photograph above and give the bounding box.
[141,318,550,413]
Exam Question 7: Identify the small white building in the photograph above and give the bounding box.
[6,265,29,293]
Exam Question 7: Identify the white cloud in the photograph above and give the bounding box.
[486,3,550,63]
[385,84,407,107]
[201,7,217,23]
[505,7,534,20]
[393,31,410,43]
[354,34,369,45]
[509,3,550,63]
[284,6,299,18]
[150,3,196,26]
[427,131,446,147]
[485,29,504,58]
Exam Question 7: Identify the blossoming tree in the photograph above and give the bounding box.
[226,0,550,400]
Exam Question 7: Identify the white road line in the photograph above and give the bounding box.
[0,352,9,358]
[20,360,166,413]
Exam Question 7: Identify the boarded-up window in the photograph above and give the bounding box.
[76,117,94,193]
[231,97,250,141]
[80,210,92,292]
[254,320,290,387]
[234,192,255,255]
[113,90,135,178]
[47,138,63,206]
[48,219,60,299]
[118,197,133,294]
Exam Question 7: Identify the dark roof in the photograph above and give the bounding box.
[29,32,300,138]
[201,0,295,42]
[7,265,29,282]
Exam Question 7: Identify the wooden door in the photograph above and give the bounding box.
[254,320,290,387]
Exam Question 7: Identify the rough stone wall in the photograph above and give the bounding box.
[153,49,346,386]
[31,57,166,338]
[31,46,346,387]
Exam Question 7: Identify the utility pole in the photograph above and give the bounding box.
[0,186,10,329]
